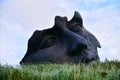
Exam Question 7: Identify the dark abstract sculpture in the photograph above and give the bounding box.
[67,11,101,62]
[20,11,101,64]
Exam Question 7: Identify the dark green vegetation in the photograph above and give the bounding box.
[0,60,120,80]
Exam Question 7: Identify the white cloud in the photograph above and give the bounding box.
[1,20,22,32]
[1,0,73,31]
[0,22,27,65]
[0,39,22,65]
[77,1,120,61]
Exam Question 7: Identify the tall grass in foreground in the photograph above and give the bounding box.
[0,61,120,80]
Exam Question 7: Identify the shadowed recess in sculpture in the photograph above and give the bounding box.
[20,11,101,64]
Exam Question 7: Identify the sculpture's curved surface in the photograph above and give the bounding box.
[20,11,101,64]
[67,11,101,63]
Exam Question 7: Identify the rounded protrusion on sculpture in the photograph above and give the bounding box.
[70,11,83,25]
[54,16,68,29]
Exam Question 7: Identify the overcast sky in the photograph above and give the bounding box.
[0,0,120,65]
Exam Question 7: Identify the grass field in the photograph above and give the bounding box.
[0,60,120,80]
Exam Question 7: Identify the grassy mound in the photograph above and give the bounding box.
[0,60,120,80]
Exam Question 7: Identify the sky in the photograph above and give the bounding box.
[0,0,120,65]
